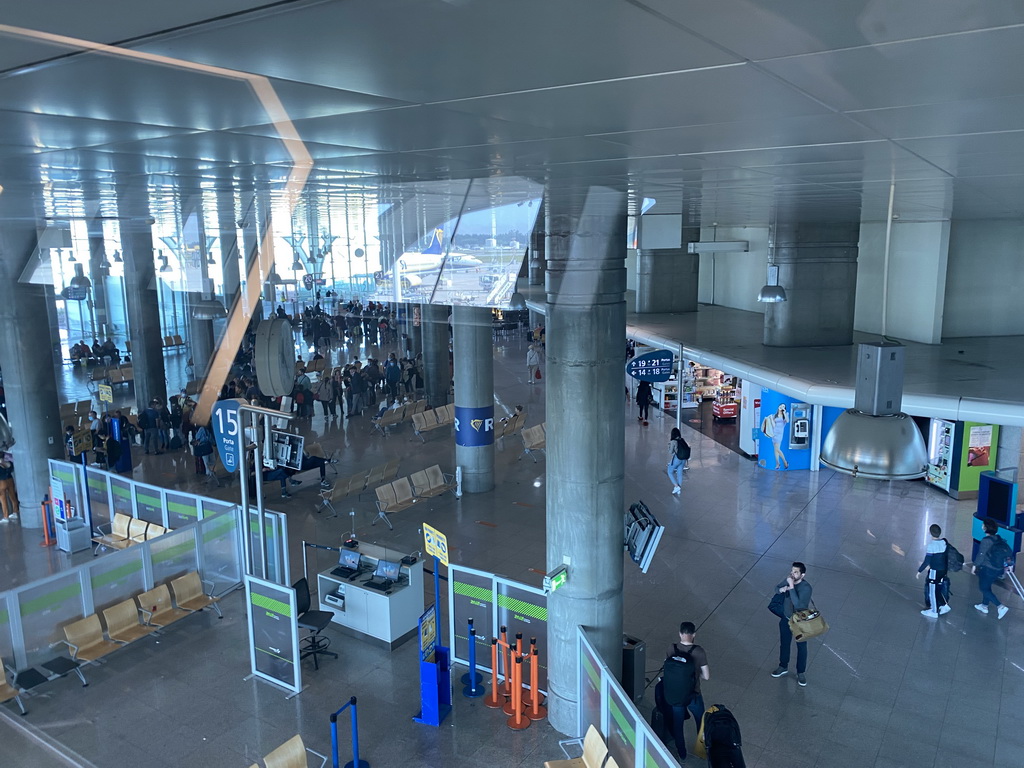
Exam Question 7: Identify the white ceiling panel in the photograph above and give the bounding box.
[442,65,829,136]
[762,26,1024,113]
[595,113,879,156]
[848,95,1024,140]
[0,109,184,151]
[235,106,550,154]
[134,0,739,103]
[643,0,1024,60]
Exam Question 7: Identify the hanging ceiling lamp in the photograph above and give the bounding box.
[757,265,787,303]
[61,248,76,263]
[192,277,226,320]
[291,255,305,272]
[757,215,787,303]
[820,342,927,480]
[157,250,173,273]
[112,249,123,263]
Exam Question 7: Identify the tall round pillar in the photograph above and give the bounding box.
[0,198,66,528]
[421,304,450,407]
[452,306,494,493]
[545,186,627,734]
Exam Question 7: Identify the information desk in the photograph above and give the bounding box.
[317,543,424,650]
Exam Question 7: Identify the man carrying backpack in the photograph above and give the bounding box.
[972,518,1012,619]
[658,621,710,762]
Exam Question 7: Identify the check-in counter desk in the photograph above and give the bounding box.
[317,543,424,650]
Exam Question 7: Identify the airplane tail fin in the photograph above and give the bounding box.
[422,228,444,255]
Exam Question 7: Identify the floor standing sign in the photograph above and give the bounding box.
[413,604,451,727]
[245,575,302,697]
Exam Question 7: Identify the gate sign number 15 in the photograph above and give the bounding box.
[625,350,674,382]
[211,399,243,473]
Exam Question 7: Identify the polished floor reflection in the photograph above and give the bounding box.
[1,327,1022,767]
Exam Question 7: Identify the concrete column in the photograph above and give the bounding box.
[188,297,216,377]
[421,304,450,407]
[764,221,859,347]
[635,247,698,313]
[86,216,110,336]
[452,306,495,493]
[409,305,422,358]
[529,201,546,286]
[545,186,627,734]
[0,200,65,528]
[119,195,167,407]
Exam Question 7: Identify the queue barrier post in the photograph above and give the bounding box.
[526,646,547,721]
[484,638,503,708]
[330,696,369,768]
[460,617,483,686]
[462,626,485,698]
[506,653,530,730]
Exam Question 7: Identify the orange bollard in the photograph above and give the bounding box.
[484,639,504,708]
[522,637,538,706]
[498,627,511,698]
[526,647,547,721]
[502,650,521,716]
[506,654,530,730]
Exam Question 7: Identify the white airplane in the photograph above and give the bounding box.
[375,229,483,289]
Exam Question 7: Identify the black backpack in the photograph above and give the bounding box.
[943,539,964,572]
[702,705,746,767]
[676,438,691,461]
[662,646,698,707]
[988,536,1013,571]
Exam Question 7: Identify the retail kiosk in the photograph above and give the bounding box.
[317,542,424,650]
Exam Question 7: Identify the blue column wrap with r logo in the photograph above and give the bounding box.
[454,405,495,447]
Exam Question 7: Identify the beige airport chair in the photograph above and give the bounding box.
[102,599,157,644]
[544,724,609,768]
[62,615,123,663]
[136,584,191,628]
[169,571,223,618]
[0,664,26,715]
[263,734,327,768]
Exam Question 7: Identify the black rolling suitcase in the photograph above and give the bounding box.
[702,705,746,768]
[650,704,671,743]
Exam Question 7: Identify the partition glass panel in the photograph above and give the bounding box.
[86,472,111,530]
[49,461,82,518]
[135,484,165,525]
[450,566,494,670]
[579,634,604,739]
[201,511,241,594]
[18,573,84,667]
[201,499,234,520]
[165,491,200,529]
[149,528,199,585]
[89,548,145,612]
[110,476,134,518]
[607,684,638,768]
[496,579,547,692]
[0,596,14,666]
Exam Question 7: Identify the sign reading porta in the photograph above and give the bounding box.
[211,398,244,473]
[625,349,675,382]
[454,405,495,447]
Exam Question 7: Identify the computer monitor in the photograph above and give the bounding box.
[339,549,361,570]
[374,559,401,582]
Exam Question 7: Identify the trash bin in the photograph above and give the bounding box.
[621,634,646,702]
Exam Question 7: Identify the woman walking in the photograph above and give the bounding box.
[667,427,690,495]
[526,345,542,384]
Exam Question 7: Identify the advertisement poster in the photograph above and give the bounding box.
[757,388,812,472]
[968,425,993,467]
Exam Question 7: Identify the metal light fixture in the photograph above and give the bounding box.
[61,248,76,263]
[157,250,172,273]
[112,249,123,263]
[508,292,527,310]
[757,265,787,303]
[291,256,305,272]
[69,263,92,291]
[820,342,927,480]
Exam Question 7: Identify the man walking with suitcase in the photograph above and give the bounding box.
[657,621,710,763]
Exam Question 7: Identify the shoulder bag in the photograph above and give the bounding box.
[788,599,829,641]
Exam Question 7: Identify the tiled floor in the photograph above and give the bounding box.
[1,324,1023,767]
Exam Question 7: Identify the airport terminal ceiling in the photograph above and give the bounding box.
[2,0,1024,267]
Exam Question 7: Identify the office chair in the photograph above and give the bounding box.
[292,578,337,670]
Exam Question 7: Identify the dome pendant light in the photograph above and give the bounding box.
[820,342,927,480]
[757,264,787,303]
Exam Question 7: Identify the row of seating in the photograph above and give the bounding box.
[371,398,428,436]
[316,459,400,515]
[497,411,527,442]
[520,423,547,462]
[162,334,186,348]
[411,404,456,441]
[373,464,457,530]
[545,725,620,768]
[106,366,135,386]
[92,512,171,555]
[61,572,222,677]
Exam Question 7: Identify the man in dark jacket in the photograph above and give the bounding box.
[771,562,812,686]
[972,518,1010,619]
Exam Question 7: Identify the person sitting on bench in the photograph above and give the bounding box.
[285,452,331,490]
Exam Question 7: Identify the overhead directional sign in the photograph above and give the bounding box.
[423,522,449,566]
[625,349,675,382]
[211,398,244,473]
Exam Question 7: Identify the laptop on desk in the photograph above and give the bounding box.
[363,558,401,591]
[330,548,362,579]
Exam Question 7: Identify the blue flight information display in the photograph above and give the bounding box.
[625,350,674,382]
